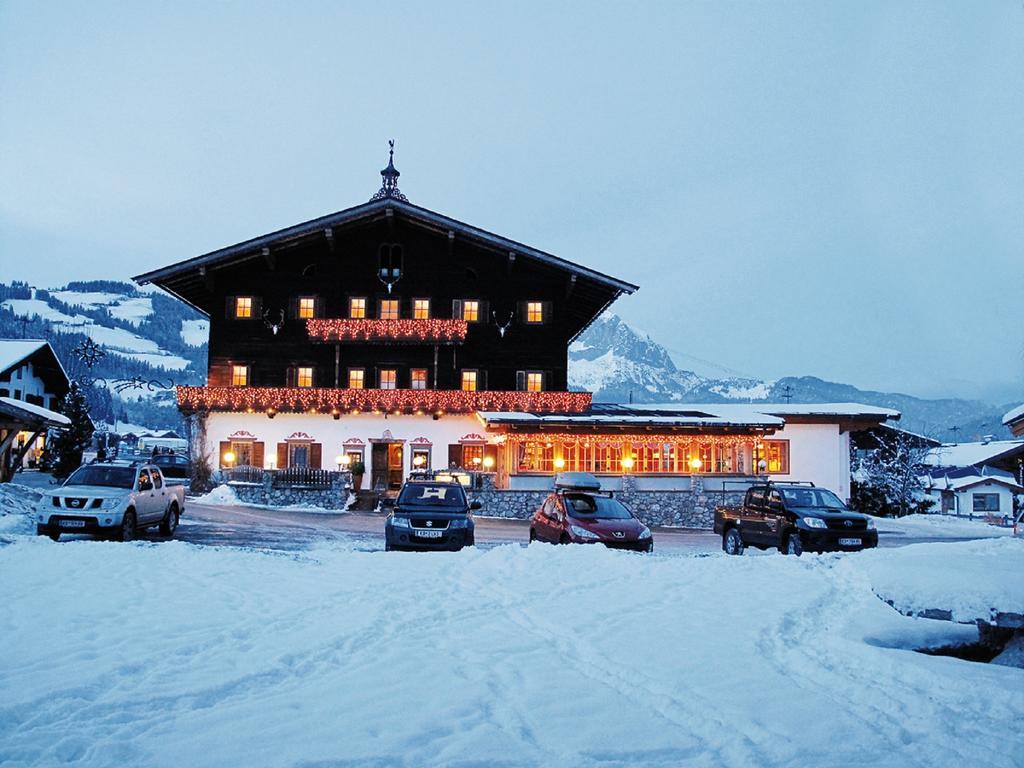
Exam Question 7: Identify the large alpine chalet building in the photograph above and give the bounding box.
[135,147,896,499]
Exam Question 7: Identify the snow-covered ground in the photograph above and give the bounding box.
[1,531,1021,767]
[874,513,1015,538]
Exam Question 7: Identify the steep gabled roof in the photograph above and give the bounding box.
[133,197,638,306]
[0,339,71,397]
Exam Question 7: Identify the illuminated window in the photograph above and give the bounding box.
[754,440,790,474]
[526,372,543,392]
[379,299,400,320]
[462,300,479,322]
[231,365,248,386]
[298,297,316,319]
[379,369,397,390]
[296,367,313,388]
[413,299,431,319]
[235,297,253,319]
[410,368,428,390]
[461,370,478,392]
[526,301,544,323]
[348,369,365,389]
[349,298,366,319]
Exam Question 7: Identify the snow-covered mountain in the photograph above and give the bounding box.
[571,314,1015,440]
[0,280,207,429]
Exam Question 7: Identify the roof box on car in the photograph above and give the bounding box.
[554,472,602,491]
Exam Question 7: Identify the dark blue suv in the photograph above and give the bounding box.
[385,480,480,552]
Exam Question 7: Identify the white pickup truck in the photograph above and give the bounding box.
[36,461,186,542]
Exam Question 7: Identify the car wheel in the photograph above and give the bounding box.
[529,528,537,542]
[117,510,136,543]
[385,543,393,552]
[723,527,744,556]
[37,525,59,541]
[784,531,803,556]
[644,541,654,553]
[559,533,571,545]
[160,503,179,536]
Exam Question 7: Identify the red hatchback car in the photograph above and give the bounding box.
[529,473,653,552]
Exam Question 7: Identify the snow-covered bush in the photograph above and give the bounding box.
[851,430,934,517]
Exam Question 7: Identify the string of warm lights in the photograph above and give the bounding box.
[502,433,766,447]
[306,318,468,343]
[176,386,592,415]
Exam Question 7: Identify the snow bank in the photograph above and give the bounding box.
[874,513,1015,538]
[1,539,1022,767]
[192,485,240,505]
[859,538,1024,624]
[0,482,41,535]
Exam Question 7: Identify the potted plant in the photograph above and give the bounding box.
[350,460,365,490]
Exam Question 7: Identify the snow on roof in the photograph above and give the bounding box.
[923,472,1024,493]
[0,339,48,375]
[1003,404,1024,425]
[0,396,70,427]
[924,440,1024,468]
[618,402,900,420]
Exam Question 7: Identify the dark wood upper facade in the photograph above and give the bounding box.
[135,189,637,396]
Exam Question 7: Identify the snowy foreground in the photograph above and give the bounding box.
[1,537,1022,768]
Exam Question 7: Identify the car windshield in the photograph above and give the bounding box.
[397,484,467,508]
[64,466,135,489]
[564,493,633,520]
[780,488,847,510]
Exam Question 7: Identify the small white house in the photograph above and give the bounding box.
[922,468,1023,522]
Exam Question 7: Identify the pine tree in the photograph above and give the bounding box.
[50,382,95,478]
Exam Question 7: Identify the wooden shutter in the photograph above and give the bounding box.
[285,367,296,387]
[448,444,463,469]
[310,443,323,469]
[542,301,553,323]
[225,297,236,319]
[277,443,288,469]
[515,370,526,391]
[479,370,488,391]
[544,370,552,391]
[314,296,325,318]
[219,441,231,468]
[479,300,489,324]
[451,299,463,320]
[253,442,265,469]
[517,300,527,323]
[252,296,263,321]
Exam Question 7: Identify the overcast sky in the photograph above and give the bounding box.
[1,1,1022,402]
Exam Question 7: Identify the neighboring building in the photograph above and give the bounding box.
[0,339,71,479]
[1004,404,1024,437]
[924,439,1024,479]
[921,466,1023,521]
[134,147,898,505]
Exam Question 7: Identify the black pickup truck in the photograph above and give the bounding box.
[714,482,878,556]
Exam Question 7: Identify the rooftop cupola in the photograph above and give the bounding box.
[370,139,408,202]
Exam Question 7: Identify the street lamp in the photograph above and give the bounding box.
[335,454,345,471]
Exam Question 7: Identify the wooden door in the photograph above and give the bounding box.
[371,443,388,491]
[387,444,404,490]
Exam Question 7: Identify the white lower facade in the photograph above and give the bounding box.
[204,412,857,497]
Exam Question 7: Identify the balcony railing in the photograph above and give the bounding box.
[307,318,468,344]
[222,465,347,489]
[178,386,592,415]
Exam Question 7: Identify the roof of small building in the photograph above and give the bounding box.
[922,470,1024,493]
[1003,404,1024,426]
[923,440,1024,469]
[477,402,898,431]
[0,339,49,376]
[0,396,71,428]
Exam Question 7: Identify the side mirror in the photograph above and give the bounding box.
[470,501,482,511]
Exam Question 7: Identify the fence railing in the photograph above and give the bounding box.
[222,466,347,489]
[223,465,264,484]
[271,466,335,489]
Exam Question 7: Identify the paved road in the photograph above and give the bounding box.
[171,501,987,555]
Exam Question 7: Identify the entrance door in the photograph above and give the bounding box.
[387,444,404,490]
[371,443,389,491]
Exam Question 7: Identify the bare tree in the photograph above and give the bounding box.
[852,430,934,517]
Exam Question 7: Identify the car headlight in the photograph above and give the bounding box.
[448,517,468,528]
[638,526,652,540]
[569,524,601,540]
[389,515,410,528]
[866,518,876,529]
[802,517,828,529]
[100,497,121,509]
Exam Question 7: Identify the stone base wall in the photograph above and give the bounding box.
[226,471,351,510]
[471,475,744,529]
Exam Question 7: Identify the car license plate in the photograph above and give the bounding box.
[59,520,86,528]
[838,537,861,546]
[415,529,443,539]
